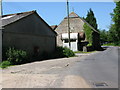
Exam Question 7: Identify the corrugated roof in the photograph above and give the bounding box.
[1,10,35,26]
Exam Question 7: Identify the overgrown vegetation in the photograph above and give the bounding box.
[84,23,93,44]
[83,8,102,50]
[99,1,120,46]
[1,47,28,68]
[63,47,75,57]
[0,61,11,68]
[109,1,120,45]
[6,47,27,65]
[53,46,75,58]
[1,46,75,68]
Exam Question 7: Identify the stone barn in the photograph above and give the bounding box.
[55,12,98,51]
[2,10,57,58]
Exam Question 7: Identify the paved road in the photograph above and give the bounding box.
[1,47,119,88]
[74,46,119,88]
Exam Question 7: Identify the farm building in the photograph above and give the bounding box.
[2,10,57,58]
[55,12,99,51]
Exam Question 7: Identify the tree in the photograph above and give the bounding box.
[111,1,120,45]
[100,29,109,44]
[84,9,102,50]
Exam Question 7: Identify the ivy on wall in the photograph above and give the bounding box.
[83,23,93,44]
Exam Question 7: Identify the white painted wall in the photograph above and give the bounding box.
[62,33,78,51]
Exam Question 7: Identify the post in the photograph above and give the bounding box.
[67,0,71,49]
[0,0,2,61]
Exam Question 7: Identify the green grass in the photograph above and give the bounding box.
[74,51,96,53]
[0,61,12,69]
[102,43,120,46]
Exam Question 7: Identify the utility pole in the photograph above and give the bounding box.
[67,0,71,49]
[0,0,2,61]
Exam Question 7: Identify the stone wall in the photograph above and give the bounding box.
[55,17,85,46]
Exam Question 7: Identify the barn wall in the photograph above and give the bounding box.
[3,32,56,55]
[55,17,84,46]
[3,13,56,56]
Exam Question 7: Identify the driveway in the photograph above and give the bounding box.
[1,46,119,88]
[1,56,90,88]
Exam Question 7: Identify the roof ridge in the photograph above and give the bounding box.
[2,10,36,17]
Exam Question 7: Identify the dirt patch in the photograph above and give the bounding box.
[61,75,90,88]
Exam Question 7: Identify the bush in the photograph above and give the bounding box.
[63,47,75,57]
[54,47,75,58]
[0,61,11,68]
[6,47,27,65]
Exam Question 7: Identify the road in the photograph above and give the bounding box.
[1,47,119,88]
[74,46,119,88]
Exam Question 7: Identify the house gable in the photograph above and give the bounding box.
[2,11,57,37]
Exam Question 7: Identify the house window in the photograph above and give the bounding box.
[64,39,76,43]
[64,39,69,43]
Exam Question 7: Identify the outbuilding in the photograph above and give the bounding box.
[2,10,57,58]
[55,12,98,51]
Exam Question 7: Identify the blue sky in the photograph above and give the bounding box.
[2,2,116,31]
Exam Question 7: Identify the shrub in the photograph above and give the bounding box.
[6,47,27,65]
[54,46,75,58]
[63,47,75,57]
[0,61,11,68]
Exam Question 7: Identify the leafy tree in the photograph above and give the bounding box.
[100,29,109,44]
[111,1,120,45]
[84,9,102,50]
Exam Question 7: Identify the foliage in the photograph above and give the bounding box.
[109,1,120,45]
[83,23,93,44]
[86,9,98,30]
[6,47,27,65]
[102,43,120,46]
[84,8,101,50]
[54,46,75,58]
[63,47,75,57]
[0,61,11,68]
[74,51,96,54]
[100,29,109,44]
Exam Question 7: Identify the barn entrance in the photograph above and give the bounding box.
[62,33,78,51]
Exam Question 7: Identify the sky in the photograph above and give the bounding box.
[2,2,116,31]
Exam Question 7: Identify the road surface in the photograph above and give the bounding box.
[74,46,119,88]
[1,47,119,88]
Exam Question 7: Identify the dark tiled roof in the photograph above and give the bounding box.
[51,25,58,30]
[1,10,35,26]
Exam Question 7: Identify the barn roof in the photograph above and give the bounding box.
[1,11,35,27]
[1,10,57,35]
[51,25,58,30]
[61,12,99,33]
[65,12,79,18]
